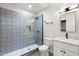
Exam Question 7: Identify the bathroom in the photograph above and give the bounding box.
[0,3,79,57]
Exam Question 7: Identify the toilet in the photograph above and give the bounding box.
[39,45,49,56]
[39,38,53,56]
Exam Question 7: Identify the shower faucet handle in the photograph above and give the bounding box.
[37,30,40,33]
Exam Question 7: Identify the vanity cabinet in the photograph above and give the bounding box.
[63,49,77,56]
[53,46,63,56]
[53,41,79,56]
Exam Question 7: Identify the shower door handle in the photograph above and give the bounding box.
[37,30,40,33]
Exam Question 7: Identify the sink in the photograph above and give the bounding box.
[53,37,79,46]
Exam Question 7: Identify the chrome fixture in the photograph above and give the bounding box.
[59,4,79,14]
[44,21,53,24]
[65,33,68,39]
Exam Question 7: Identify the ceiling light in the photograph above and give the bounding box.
[70,4,78,9]
[28,4,32,8]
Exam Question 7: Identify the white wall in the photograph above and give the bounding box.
[36,3,79,40]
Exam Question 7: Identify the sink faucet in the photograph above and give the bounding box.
[65,33,68,39]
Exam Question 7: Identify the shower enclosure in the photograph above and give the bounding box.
[35,16,43,45]
[0,7,43,55]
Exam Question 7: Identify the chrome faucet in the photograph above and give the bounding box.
[65,33,68,39]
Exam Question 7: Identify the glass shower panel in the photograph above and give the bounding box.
[35,15,43,46]
[0,7,36,55]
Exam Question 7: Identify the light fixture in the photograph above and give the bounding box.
[28,4,32,8]
[59,4,79,14]
[31,20,34,23]
[70,5,77,9]
[64,7,70,12]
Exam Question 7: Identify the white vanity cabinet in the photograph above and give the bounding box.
[53,41,79,56]
[53,46,63,56]
[63,49,77,56]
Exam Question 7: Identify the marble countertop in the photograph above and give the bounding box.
[44,37,79,46]
[53,37,79,46]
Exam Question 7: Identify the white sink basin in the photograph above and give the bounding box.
[53,37,79,46]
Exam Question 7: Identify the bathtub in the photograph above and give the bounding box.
[2,44,39,56]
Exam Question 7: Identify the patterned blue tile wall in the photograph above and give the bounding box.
[0,7,36,55]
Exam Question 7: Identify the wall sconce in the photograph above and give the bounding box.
[64,7,70,12]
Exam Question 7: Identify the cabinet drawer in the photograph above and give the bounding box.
[63,49,78,56]
[63,43,79,54]
[53,46,63,56]
[53,41,79,54]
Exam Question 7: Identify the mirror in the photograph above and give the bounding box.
[60,11,76,32]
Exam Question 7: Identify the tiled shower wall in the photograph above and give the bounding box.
[0,7,36,55]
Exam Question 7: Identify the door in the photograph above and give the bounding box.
[53,46,63,56]
[35,15,43,45]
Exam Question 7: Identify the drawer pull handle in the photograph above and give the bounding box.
[61,50,63,52]
[64,51,66,54]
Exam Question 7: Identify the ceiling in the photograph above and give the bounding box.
[0,3,77,15]
[14,3,53,14]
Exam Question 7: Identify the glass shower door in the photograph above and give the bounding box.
[35,15,43,46]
